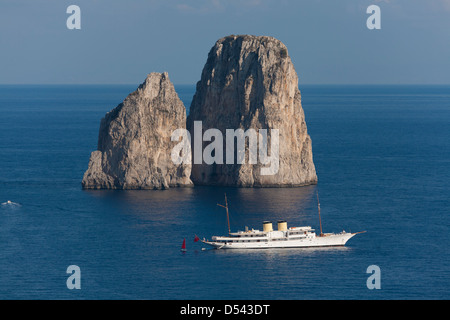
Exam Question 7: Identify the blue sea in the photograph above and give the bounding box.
[0,84,449,300]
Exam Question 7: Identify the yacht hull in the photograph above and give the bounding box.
[202,232,357,250]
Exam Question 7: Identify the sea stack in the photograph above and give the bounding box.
[82,72,193,189]
[187,35,317,187]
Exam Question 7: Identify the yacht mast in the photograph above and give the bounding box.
[217,193,231,235]
[317,191,324,237]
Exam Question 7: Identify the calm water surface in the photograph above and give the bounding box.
[0,84,449,299]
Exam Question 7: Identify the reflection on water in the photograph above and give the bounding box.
[211,246,351,256]
[84,185,319,231]
[206,246,353,270]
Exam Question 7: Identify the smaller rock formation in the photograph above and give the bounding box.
[82,72,193,189]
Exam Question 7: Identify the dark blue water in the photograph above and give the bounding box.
[0,84,449,299]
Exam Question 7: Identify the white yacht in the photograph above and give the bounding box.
[201,194,364,250]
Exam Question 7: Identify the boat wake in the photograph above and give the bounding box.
[1,200,21,207]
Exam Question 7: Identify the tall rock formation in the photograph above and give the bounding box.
[187,35,317,187]
[82,72,193,189]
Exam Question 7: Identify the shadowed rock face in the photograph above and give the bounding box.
[82,72,192,189]
[187,35,317,187]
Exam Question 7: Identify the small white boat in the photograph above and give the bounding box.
[201,193,365,250]
[1,200,21,206]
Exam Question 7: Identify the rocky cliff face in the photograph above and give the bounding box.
[82,72,193,189]
[187,35,317,187]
